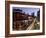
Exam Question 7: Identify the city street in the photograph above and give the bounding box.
[27,18,36,30]
[27,18,40,30]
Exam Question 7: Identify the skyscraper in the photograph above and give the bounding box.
[37,9,40,21]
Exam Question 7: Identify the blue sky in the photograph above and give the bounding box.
[13,7,40,16]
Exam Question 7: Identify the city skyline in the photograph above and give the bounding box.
[13,7,40,16]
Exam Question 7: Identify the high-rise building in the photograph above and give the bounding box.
[37,9,40,21]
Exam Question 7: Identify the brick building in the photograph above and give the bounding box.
[13,9,33,30]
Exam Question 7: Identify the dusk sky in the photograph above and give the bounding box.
[13,7,40,16]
